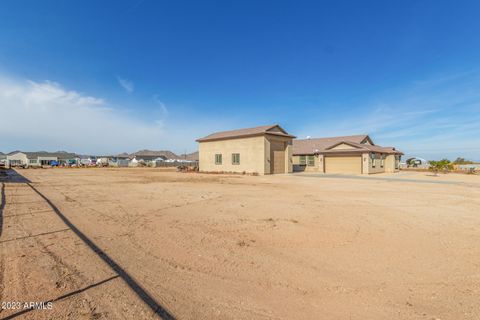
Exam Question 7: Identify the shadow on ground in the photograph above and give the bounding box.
[0,168,176,320]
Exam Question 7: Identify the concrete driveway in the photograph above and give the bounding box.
[293,171,479,186]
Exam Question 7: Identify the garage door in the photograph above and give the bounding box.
[270,141,285,174]
[325,156,362,174]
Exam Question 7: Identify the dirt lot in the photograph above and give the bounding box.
[1,168,479,319]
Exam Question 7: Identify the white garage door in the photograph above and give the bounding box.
[325,156,362,174]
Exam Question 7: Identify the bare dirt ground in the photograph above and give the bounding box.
[1,168,479,320]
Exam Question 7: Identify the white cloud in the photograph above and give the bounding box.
[297,70,480,160]
[153,94,168,115]
[0,75,214,154]
[116,76,134,93]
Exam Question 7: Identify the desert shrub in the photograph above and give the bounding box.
[429,159,453,175]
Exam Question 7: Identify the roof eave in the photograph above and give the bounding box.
[197,132,295,143]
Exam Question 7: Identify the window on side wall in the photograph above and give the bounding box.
[371,153,376,168]
[215,154,222,165]
[299,155,306,165]
[307,155,315,166]
[232,153,240,165]
[381,155,384,168]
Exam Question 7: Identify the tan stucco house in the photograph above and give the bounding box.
[293,135,403,174]
[197,125,296,174]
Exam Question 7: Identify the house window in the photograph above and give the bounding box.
[299,155,306,165]
[232,153,240,165]
[29,159,38,164]
[380,155,385,168]
[307,155,315,166]
[215,154,222,165]
[371,153,376,168]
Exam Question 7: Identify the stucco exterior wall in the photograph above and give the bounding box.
[384,155,396,173]
[199,134,293,175]
[295,152,399,175]
[292,155,299,165]
[330,143,357,150]
[198,136,266,174]
[366,153,386,174]
[292,154,324,172]
[362,153,370,174]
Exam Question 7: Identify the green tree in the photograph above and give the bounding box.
[429,159,453,175]
[407,158,417,167]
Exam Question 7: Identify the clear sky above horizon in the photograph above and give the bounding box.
[1,0,479,160]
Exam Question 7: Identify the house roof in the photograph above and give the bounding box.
[130,150,179,159]
[116,152,131,158]
[293,135,403,155]
[8,151,78,159]
[293,135,369,154]
[196,124,296,142]
[324,141,403,155]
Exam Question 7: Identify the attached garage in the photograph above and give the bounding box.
[324,156,362,174]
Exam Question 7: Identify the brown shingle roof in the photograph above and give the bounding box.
[325,141,403,155]
[293,135,403,155]
[293,135,369,154]
[196,124,295,142]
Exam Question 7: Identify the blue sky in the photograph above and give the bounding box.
[0,0,479,160]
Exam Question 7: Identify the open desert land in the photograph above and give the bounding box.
[1,168,480,320]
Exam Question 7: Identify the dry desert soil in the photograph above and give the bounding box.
[0,168,479,319]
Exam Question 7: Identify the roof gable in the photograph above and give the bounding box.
[265,125,288,135]
[360,135,374,145]
[326,141,364,150]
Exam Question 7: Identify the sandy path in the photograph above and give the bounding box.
[1,168,480,319]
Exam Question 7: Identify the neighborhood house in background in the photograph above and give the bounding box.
[6,151,78,167]
[197,124,296,175]
[4,150,199,168]
[293,135,403,174]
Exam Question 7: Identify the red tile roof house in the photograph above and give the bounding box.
[292,134,403,174]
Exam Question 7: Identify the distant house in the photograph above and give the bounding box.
[293,135,403,174]
[130,150,171,162]
[6,151,78,167]
[457,163,480,172]
[197,124,296,174]
[0,152,6,166]
[135,154,168,162]
[115,153,131,160]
